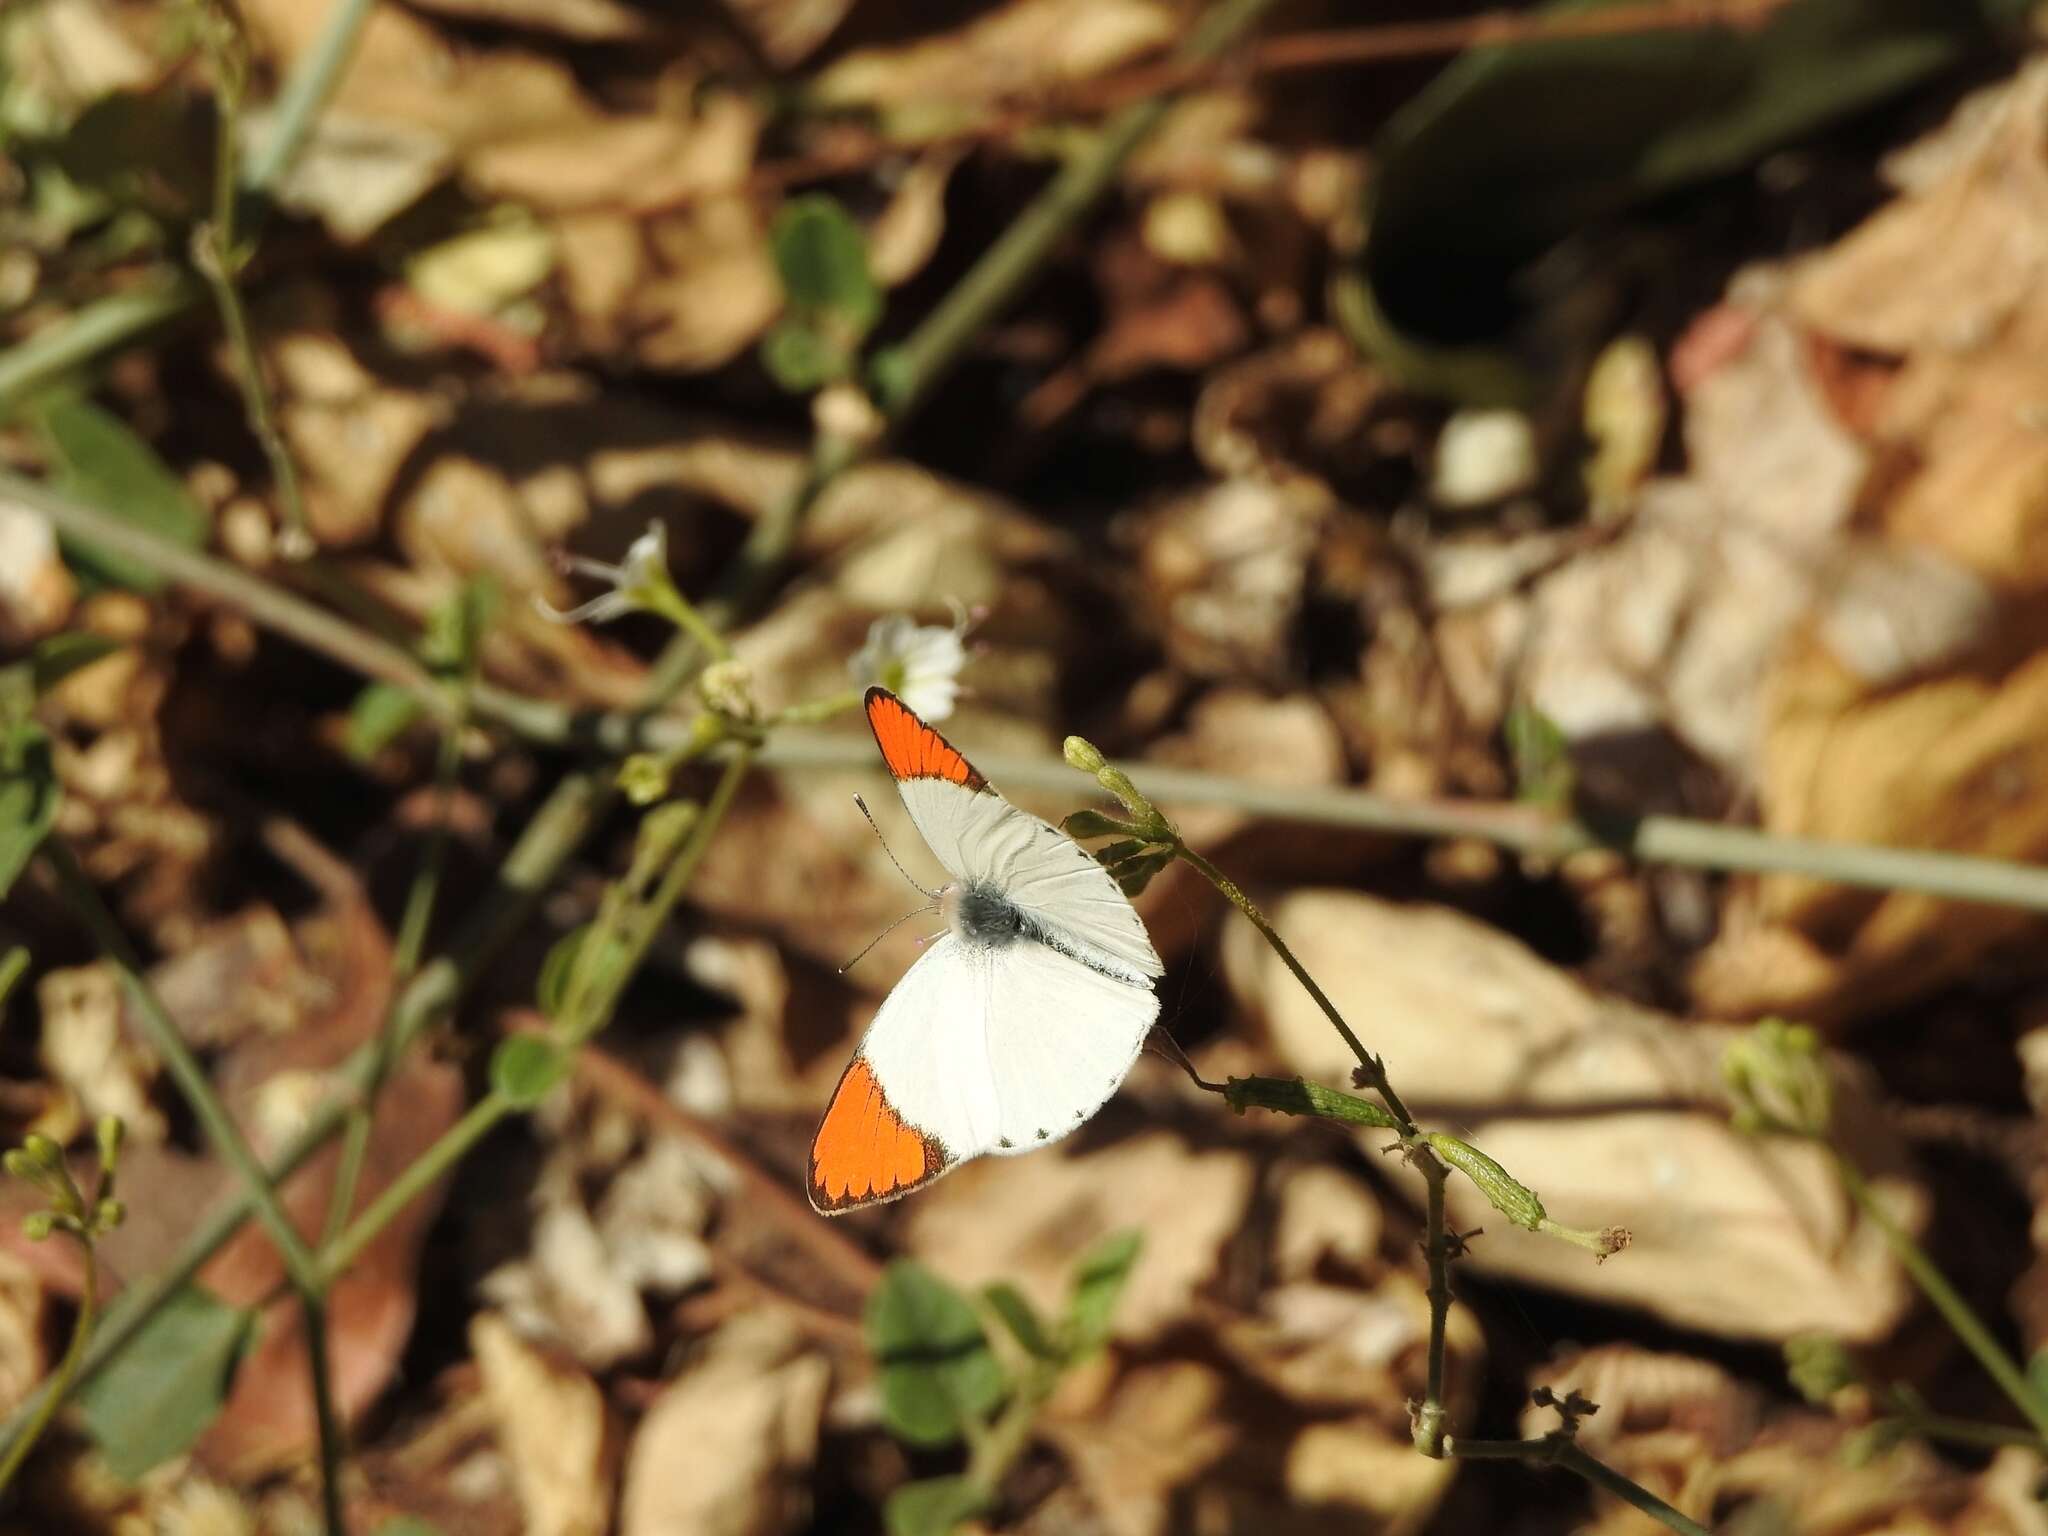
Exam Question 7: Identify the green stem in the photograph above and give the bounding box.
[319,1092,507,1282]
[47,845,322,1292]
[646,588,731,664]
[1833,1151,2048,1437]
[240,0,380,194]
[871,0,1282,420]
[300,1289,349,1534]
[23,465,2048,922]
[323,692,466,1250]
[964,1359,1059,1498]
[46,843,349,1532]
[1175,842,1416,1132]
[0,947,28,1011]
[1415,1158,1451,1457]
[320,746,755,1281]
[0,1231,95,1496]
[1449,1437,1716,1536]
[194,229,311,558]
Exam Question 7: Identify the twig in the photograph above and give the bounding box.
[1449,1435,1716,1536]
[18,466,2048,922]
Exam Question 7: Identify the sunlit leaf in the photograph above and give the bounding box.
[33,396,207,591]
[0,715,58,900]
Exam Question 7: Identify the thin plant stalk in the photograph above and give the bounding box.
[1415,1158,1451,1457]
[45,844,348,1533]
[0,1230,96,1495]
[1450,1436,1715,1536]
[1833,1151,2048,1438]
[318,746,755,1282]
[323,695,468,1250]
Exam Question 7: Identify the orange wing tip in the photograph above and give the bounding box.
[864,688,988,791]
[808,1058,949,1214]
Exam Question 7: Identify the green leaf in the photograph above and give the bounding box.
[1504,703,1574,808]
[536,924,589,1021]
[78,1284,255,1482]
[1354,0,2016,401]
[866,1260,1005,1448]
[1064,1229,1142,1357]
[345,682,423,761]
[33,396,208,591]
[491,1034,569,1109]
[29,633,120,694]
[422,576,499,675]
[760,320,852,393]
[771,194,881,331]
[885,1475,991,1536]
[982,1282,1057,1361]
[0,719,58,900]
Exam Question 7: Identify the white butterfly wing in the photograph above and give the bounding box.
[897,777,1163,984]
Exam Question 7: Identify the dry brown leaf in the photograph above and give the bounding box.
[404,0,656,41]
[719,0,855,66]
[473,1312,616,1536]
[1041,1360,1234,1536]
[904,1128,1254,1344]
[618,1314,830,1536]
[0,1253,44,1425]
[810,0,1175,117]
[0,498,76,644]
[1223,891,1923,1340]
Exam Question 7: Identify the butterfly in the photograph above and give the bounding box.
[807,688,1164,1214]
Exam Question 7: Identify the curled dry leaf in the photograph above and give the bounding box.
[618,1314,830,1536]
[1223,891,1924,1341]
[473,1311,616,1536]
[0,1250,45,1423]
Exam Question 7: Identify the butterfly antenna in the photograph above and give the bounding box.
[841,901,941,974]
[853,793,941,901]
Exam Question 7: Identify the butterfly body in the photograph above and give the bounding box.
[807,690,1163,1214]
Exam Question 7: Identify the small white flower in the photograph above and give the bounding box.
[850,604,974,720]
[536,521,674,626]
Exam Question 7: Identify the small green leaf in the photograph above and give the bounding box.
[491,1035,569,1108]
[33,396,208,591]
[0,719,58,900]
[1109,848,1175,899]
[885,1475,990,1536]
[771,194,881,331]
[345,682,423,761]
[29,633,120,694]
[422,576,499,675]
[1505,703,1575,807]
[866,1260,1005,1448]
[78,1284,255,1482]
[982,1282,1057,1361]
[536,925,589,1021]
[761,320,852,392]
[1064,1229,1142,1357]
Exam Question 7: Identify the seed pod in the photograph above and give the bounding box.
[1428,1132,1546,1231]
